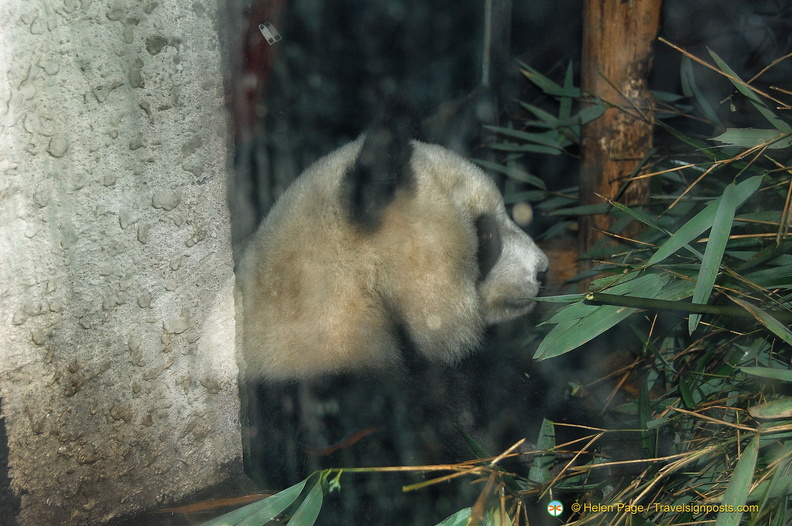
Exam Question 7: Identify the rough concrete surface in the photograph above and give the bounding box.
[0,1,242,524]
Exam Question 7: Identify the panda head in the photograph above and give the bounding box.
[237,103,549,381]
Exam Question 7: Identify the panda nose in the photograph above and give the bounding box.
[536,269,548,285]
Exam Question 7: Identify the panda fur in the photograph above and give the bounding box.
[237,105,549,382]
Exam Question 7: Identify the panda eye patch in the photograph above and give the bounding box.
[475,214,502,280]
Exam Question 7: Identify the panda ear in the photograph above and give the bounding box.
[342,96,421,230]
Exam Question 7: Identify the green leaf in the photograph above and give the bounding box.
[681,56,721,125]
[559,61,574,122]
[547,203,611,216]
[734,240,792,271]
[435,508,472,526]
[202,479,307,526]
[639,375,654,454]
[487,508,514,526]
[577,103,606,125]
[646,176,763,267]
[542,286,630,327]
[489,142,564,155]
[689,182,737,333]
[528,419,555,484]
[738,367,792,382]
[518,101,559,126]
[518,61,580,98]
[652,89,687,103]
[473,158,546,188]
[708,49,791,133]
[484,126,565,149]
[534,293,587,304]
[535,311,633,360]
[748,397,792,419]
[503,190,545,205]
[678,376,695,409]
[536,190,578,211]
[607,200,667,234]
[535,274,669,360]
[537,220,575,240]
[710,128,792,150]
[730,297,792,345]
[750,463,792,504]
[714,435,759,526]
[287,481,323,526]
[743,265,792,289]
[458,428,492,459]
[659,123,770,179]
[658,120,722,159]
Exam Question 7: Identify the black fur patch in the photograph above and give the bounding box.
[342,97,421,230]
[475,214,502,280]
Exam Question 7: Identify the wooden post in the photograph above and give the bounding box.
[579,0,662,277]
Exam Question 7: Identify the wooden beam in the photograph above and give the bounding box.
[579,0,663,277]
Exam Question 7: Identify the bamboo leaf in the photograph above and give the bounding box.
[681,56,721,126]
[714,435,759,526]
[749,469,792,504]
[472,158,546,188]
[639,376,654,454]
[528,419,555,484]
[647,205,715,266]
[518,61,580,98]
[658,122,769,178]
[484,126,565,148]
[588,293,792,323]
[690,182,737,333]
[708,49,791,133]
[547,203,611,216]
[458,429,492,459]
[535,274,668,360]
[489,508,513,526]
[559,61,574,122]
[543,274,643,325]
[647,176,763,267]
[534,293,586,304]
[203,479,308,526]
[652,89,687,103]
[287,481,323,526]
[502,188,544,205]
[489,142,564,155]
[577,103,605,125]
[743,264,792,289]
[535,310,633,360]
[748,397,792,419]
[517,102,559,126]
[730,296,792,345]
[606,200,667,234]
[710,128,792,150]
[435,508,472,526]
[657,120,723,159]
[741,367,792,383]
[678,377,695,409]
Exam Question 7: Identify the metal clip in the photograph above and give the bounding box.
[258,21,282,45]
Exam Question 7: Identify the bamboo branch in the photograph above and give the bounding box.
[585,292,792,323]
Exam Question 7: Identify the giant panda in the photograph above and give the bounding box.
[237,101,549,382]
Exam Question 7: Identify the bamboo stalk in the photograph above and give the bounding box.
[585,292,792,323]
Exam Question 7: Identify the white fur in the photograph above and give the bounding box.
[237,138,548,381]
